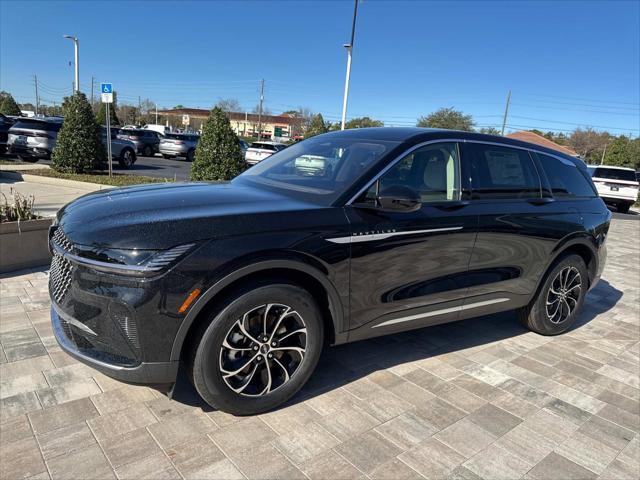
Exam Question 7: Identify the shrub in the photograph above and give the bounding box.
[51,92,106,173]
[0,91,21,116]
[191,107,244,181]
[95,101,120,126]
[305,114,328,138]
[1,188,40,222]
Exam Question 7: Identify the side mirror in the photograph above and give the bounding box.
[377,185,422,212]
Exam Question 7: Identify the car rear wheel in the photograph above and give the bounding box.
[188,283,323,415]
[617,202,631,214]
[519,254,587,335]
[118,148,136,169]
[186,149,195,162]
[142,145,153,157]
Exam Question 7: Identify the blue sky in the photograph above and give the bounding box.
[1,0,638,135]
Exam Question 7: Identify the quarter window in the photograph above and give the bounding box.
[466,144,540,199]
[362,142,461,204]
[534,153,596,198]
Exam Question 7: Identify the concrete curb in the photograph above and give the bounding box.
[0,170,106,191]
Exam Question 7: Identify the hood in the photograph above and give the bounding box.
[58,181,316,249]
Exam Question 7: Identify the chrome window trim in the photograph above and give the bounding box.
[345,138,579,206]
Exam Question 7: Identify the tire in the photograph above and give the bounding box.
[186,149,195,162]
[617,202,631,214]
[118,148,136,169]
[518,254,588,335]
[142,145,153,157]
[162,154,172,159]
[18,155,39,163]
[188,283,323,415]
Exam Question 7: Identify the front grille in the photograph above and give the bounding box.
[52,227,73,253]
[49,253,73,304]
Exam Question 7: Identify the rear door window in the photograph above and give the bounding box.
[465,143,541,199]
[534,153,596,198]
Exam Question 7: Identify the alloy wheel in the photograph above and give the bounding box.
[122,150,133,166]
[218,303,307,396]
[546,266,581,324]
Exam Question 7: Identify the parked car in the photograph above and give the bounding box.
[7,117,63,161]
[244,141,286,165]
[101,128,137,168]
[587,165,639,213]
[143,124,169,137]
[49,128,610,415]
[117,128,160,157]
[239,139,249,158]
[0,113,16,154]
[159,133,199,161]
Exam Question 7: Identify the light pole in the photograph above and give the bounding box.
[340,0,359,130]
[63,35,79,93]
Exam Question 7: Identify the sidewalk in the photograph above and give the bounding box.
[0,177,96,218]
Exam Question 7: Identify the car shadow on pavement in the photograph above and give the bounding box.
[169,279,623,413]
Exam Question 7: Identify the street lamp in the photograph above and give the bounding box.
[340,0,359,130]
[63,35,79,93]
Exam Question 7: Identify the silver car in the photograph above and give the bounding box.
[101,128,137,169]
[7,117,63,162]
[159,133,199,161]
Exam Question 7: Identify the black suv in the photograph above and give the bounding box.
[49,128,610,415]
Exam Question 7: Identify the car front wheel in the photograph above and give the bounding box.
[142,145,153,157]
[118,148,136,168]
[519,254,588,335]
[188,283,323,415]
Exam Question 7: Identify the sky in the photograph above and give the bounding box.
[1,0,639,136]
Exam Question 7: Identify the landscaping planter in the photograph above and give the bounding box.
[0,218,53,273]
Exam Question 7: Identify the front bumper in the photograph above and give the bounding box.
[52,303,179,387]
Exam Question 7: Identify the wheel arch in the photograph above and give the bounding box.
[170,259,346,362]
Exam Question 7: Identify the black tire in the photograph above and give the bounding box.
[617,202,631,214]
[142,145,153,157]
[18,155,39,163]
[186,149,195,162]
[118,148,136,169]
[188,283,323,415]
[518,254,588,335]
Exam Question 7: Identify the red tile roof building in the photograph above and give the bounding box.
[505,131,578,156]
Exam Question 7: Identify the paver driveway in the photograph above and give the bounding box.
[1,216,638,480]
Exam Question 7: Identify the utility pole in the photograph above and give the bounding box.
[91,76,95,105]
[341,0,359,130]
[600,141,608,165]
[500,89,511,136]
[138,96,142,125]
[33,75,39,116]
[63,35,79,92]
[257,79,264,139]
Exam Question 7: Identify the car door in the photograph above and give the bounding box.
[344,141,479,340]
[458,141,563,318]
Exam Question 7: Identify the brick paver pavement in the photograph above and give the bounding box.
[1,216,638,480]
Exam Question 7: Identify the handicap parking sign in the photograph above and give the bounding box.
[101,83,112,94]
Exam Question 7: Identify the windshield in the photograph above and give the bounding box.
[589,166,637,182]
[235,135,399,205]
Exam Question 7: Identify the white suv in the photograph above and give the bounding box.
[588,165,639,213]
[245,141,287,165]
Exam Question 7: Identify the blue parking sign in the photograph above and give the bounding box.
[101,83,112,94]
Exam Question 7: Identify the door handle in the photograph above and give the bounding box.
[527,198,555,206]
[435,201,470,211]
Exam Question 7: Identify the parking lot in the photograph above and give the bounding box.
[0,213,637,479]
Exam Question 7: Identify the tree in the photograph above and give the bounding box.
[216,98,242,112]
[51,92,106,173]
[603,135,640,170]
[191,107,244,181]
[478,127,500,135]
[568,128,610,162]
[304,113,328,138]
[417,107,474,131]
[345,117,384,129]
[0,91,21,116]
[95,94,120,126]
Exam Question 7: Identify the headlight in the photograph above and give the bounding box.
[59,243,196,276]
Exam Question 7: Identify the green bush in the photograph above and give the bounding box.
[51,92,106,173]
[0,91,21,116]
[304,114,328,138]
[95,101,120,126]
[191,107,244,181]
